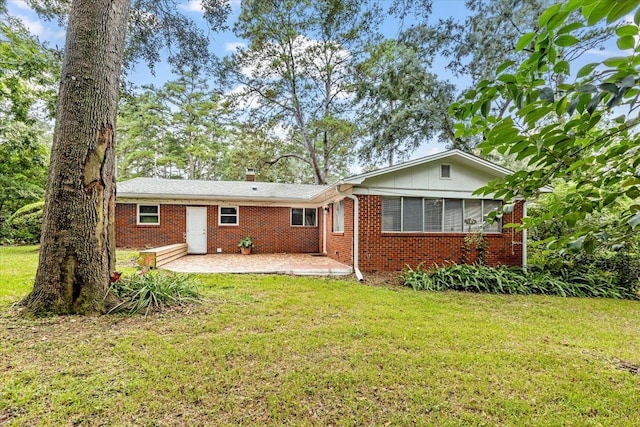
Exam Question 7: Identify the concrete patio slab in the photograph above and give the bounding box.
[162,253,353,276]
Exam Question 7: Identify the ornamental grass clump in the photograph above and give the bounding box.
[109,271,202,315]
[401,263,636,300]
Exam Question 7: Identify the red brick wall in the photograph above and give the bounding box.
[325,196,524,272]
[115,204,185,248]
[206,206,319,254]
[116,203,320,254]
[325,198,354,265]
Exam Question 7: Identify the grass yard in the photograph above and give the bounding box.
[1,246,639,425]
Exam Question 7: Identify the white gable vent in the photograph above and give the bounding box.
[440,164,451,179]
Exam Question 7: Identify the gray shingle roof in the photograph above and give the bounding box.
[117,177,330,201]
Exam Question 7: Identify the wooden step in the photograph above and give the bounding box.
[138,243,188,268]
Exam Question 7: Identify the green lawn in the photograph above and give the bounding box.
[1,246,639,425]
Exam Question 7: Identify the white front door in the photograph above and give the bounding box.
[186,207,207,254]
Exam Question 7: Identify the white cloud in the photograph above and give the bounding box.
[11,0,32,10]
[16,14,45,37]
[225,42,246,52]
[179,1,204,12]
[585,48,624,57]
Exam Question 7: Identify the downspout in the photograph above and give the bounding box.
[336,184,364,281]
[522,201,528,268]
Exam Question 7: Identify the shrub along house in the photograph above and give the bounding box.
[116,150,526,277]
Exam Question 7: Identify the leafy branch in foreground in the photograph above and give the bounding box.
[451,0,640,252]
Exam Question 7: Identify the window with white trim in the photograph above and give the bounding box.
[333,200,344,232]
[219,206,238,225]
[291,208,317,226]
[137,204,159,225]
[382,197,502,233]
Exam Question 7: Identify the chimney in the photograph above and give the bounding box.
[245,167,256,182]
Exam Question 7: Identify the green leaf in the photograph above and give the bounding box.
[603,56,628,67]
[617,35,636,50]
[539,87,555,102]
[538,3,563,27]
[620,75,636,88]
[635,7,640,25]
[558,22,585,34]
[498,74,517,83]
[577,62,599,78]
[625,186,640,199]
[516,32,536,52]
[567,236,585,251]
[547,10,571,31]
[599,82,619,94]
[585,1,614,26]
[553,60,570,75]
[481,100,491,117]
[496,60,515,74]
[607,1,639,23]
[616,24,639,37]
[628,212,640,228]
[555,34,580,47]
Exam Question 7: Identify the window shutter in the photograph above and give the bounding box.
[382,197,401,232]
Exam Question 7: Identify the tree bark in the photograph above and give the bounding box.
[22,0,130,315]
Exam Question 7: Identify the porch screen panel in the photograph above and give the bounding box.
[483,200,502,233]
[402,197,423,232]
[423,199,443,232]
[443,199,463,232]
[464,199,483,232]
[382,197,401,232]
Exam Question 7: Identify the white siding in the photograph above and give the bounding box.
[353,158,500,198]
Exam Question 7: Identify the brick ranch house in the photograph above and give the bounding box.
[116,150,527,277]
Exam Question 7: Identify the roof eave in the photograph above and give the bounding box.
[117,193,320,203]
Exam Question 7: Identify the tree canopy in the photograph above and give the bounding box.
[452,0,640,252]
[0,11,59,229]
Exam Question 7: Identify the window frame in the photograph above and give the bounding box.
[291,207,317,227]
[218,206,239,226]
[381,197,502,234]
[137,204,160,225]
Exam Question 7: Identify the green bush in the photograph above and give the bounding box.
[402,263,637,300]
[109,271,202,315]
[1,201,44,244]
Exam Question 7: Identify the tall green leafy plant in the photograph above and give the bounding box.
[451,0,640,252]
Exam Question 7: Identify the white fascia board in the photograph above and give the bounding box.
[351,187,504,200]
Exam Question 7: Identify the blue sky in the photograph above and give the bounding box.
[5,0,629,160]
[6,0,470,87]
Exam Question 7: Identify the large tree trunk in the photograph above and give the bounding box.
[22,0,130,315]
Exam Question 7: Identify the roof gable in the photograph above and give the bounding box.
[341,149,512,185]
